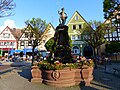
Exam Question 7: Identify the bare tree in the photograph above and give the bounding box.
[0,0,15,18]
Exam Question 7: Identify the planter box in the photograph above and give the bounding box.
[42,69,76,87]
[75,69,82,85]
[81,67,94,86]
[31,66,94,87]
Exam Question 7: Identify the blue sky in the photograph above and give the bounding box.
[0,0,105,30]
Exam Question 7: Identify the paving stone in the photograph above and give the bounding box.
[0,63,120,90]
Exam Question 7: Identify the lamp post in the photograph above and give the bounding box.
[80,44,82,56]
[31,38,36,65]
[31,39,34,65]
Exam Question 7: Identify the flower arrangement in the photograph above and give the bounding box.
[36,60,80,70]
[35,56,94,70]
[77,56,94,67]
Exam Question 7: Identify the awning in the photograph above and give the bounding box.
[15,49,22,53]
[23,48,38,55]
[9,49,23,55]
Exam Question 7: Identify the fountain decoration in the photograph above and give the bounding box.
[31,8,94,87]
[52,8,73,64]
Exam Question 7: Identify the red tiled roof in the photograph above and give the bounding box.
[11,28,23,40]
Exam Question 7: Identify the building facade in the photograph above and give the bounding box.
[38,23,55,51]
[0,26,18,56]
[18,24,36,55]
[104,9,120,42]
[18,23,55,55]
[67,11,93,57]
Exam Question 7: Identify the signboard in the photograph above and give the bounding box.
[72,41,85,44]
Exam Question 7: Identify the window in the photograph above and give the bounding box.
[113,38,115,41]
[75,16,79,20]
[110,38,112,41]
[113,31,117,37]
[118,33,120,36]
[83,35,90,40]
[73,46,79,54]
[71,35,75,40]
[26,41,28,45]
[118,23,120,26]
[4,42,6,45]
[28,40,32,46]
[10,42,11,45]
[21,41,24,46]
[118,29,120,32]
[6,42,10,46]
[79,24,82,29]
[109,34,112,37]
[1,42,3,45]
[77,35,81,40]
[3,34,10,38]
[73,25,76,30]
[30,33,33,38]
[25,33,28,38]
[12,42,15,46]
[43,40,45,43]
[104,34,108,38]
[116,38,118,41]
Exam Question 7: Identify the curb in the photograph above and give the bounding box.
[0,67,16,78]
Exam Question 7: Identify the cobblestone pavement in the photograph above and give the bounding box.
[0,63,120,90]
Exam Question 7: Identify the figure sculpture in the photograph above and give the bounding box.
[58,8,68,25]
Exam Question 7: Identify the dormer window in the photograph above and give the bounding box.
[75,15,79,20]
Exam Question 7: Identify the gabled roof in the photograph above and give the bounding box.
[0,26,17,40]
[42,23,55,35]
[67,11,93,30]
[12,28,23,40]
[0,26,11,35]
[18,24,34,40]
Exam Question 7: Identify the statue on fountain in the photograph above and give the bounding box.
[52,8,73,64]
[58,8,68,25]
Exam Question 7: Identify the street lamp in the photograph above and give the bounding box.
[30,38,36,65]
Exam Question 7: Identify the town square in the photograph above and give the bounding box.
[0,0,120,90]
